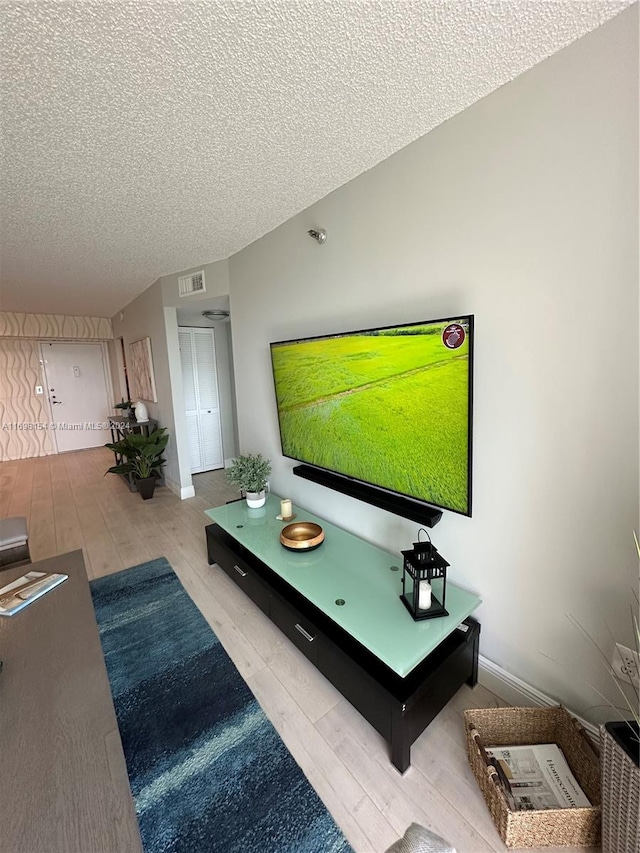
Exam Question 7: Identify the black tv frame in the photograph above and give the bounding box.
[293,463,443,527]
[271,313,474,522]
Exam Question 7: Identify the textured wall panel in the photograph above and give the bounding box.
[0,312,112,340]
[0,339,55,460]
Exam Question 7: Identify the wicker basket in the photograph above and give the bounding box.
[600,721,639,853]
[464,706,601,848]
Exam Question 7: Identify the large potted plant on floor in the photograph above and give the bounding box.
[105,428,169,500]
[227,453,271,507]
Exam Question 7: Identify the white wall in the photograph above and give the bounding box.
[160,260,235,488]
[112,259,236,496]
[111,280,186,494]
[228,8,639,723]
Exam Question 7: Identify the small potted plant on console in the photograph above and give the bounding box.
[227,453,271,508]
[114,398,135,419]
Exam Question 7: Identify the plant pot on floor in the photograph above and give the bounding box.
[601,720,639,853]
[245,490,266,508]
[135,476,157,500]
[105,427,169,496]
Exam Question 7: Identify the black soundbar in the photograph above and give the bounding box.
[292,464,443,528]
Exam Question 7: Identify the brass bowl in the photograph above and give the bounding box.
[280,521,325,551]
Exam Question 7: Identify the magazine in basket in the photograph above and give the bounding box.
[485,743,591,812]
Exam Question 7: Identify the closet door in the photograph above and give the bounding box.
[192,329,224,471]
[179,327,224,474]
[179,330,203,472]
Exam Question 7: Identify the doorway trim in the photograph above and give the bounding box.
[113,336,130,404]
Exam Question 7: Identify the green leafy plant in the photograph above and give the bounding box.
[114,399,133,410]
[105,428,169,480]
[227,453,271,493]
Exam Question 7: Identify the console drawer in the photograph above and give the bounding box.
[268,592,320,666]
[207,533,270,615]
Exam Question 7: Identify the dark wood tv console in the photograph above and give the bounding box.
[205,498,480,773]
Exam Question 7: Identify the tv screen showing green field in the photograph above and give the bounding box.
[270,316,473,516]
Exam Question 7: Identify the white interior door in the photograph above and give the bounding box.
[179,328,224,474]
[180,330,203,472]
[41,342,112,453]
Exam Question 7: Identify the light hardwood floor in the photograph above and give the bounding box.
[0,448,595,853]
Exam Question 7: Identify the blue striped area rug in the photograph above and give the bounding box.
[91,557,352,853]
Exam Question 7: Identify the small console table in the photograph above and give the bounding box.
[205,495,481,772]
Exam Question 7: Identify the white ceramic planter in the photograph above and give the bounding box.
[135,400,149,423]
[245,490,266,508]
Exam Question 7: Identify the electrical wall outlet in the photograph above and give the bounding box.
[612,642,640,687]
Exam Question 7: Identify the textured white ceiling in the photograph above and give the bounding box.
[0,1,634,318]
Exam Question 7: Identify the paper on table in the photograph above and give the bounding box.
[0,571,68,616]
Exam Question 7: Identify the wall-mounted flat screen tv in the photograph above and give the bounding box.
[270,314,474,517]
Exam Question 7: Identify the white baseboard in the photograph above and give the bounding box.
[478,655,599,740]
[165,478,196,500]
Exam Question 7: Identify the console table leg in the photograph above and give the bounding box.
[466,621,480,687]
[390,707,410,773]
[205,527,216,566]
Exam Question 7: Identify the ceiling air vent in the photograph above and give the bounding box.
[178,270,206,297]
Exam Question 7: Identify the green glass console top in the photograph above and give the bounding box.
[205,495,481,677]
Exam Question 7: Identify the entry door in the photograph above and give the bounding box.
[41,342,112,453]
[179,328,224,473]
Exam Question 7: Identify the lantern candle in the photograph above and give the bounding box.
[418,580,432,610]
[401,538,449,620]
[280,499,292,519]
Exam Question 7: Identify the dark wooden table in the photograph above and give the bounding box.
[0,550,142,853]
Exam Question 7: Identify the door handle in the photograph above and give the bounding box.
[52,400,62,405]
[294,623,315,643]
[233,564,247,577]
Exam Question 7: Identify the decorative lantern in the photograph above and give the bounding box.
[400,529,449,620]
